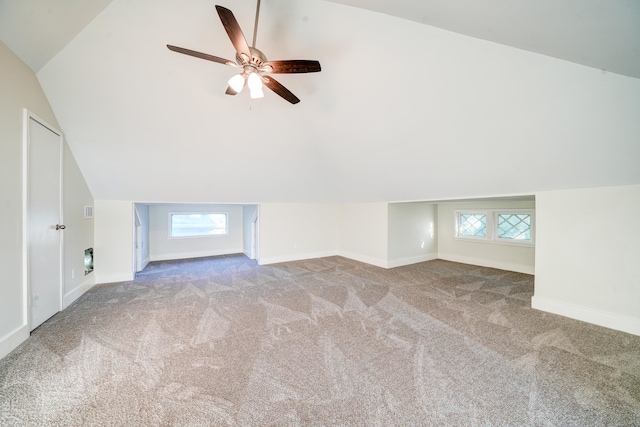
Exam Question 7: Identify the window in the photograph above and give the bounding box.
[169,212,228,238]
[497,213,531,241]
[455,209,534,246]
[458,213,487,238]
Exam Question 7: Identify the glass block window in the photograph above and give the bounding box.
[170,213,228,238]
[497,214,531,241]
[458,214,487,238]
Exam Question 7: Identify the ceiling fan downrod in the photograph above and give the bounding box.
[252,0,261,49]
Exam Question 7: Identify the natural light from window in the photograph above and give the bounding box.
[170,213,228,238]
[455,209,534,246]
[497,214,531,240]
[458,214,487,237]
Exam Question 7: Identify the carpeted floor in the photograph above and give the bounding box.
[1,255,639,426]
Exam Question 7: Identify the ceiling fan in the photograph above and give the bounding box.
[167,1,321,104]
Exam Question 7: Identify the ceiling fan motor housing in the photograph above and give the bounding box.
[237,47,267,68]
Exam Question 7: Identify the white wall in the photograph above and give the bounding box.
[148,204,243,262]
[258,204,340,265]
[242,205,258,259]
[338,203,389,268]
[1,41,94,359]
[437,200,536,274]
[62,143,95,308]
[533,185,640,335]
[388,202,438,268]
[94,200,134,284]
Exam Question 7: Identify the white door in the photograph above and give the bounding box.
[27,114,63,331]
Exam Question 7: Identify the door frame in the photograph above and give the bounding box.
[250,212,259,260]
[22,109,64,331]
[134,206,142,273]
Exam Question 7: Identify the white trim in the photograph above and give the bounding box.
[257,251,430,269]
[250,212,258,260]
[336,250,388,268]
[258,251,338,266]
[58,121,64,314]
[437,253,535,275]
[133,205,142,273]
[532,296,640,337]
[63,275,96,309]
[257,252,438,270]
[22,110,29,329]
[150,248,243,262]
[0,325,29,360]
[387,254,438,269]
[95,272,135,284]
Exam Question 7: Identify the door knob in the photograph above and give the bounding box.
[55,224,66,230]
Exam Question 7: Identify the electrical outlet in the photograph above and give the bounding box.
[71,269,76,279]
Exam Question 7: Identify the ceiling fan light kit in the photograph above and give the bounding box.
[227,74,245,94]
[167,1,321,104]
[247,72,264,99]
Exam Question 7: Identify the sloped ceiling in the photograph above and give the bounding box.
[327,0,640,80]
[2,0,639,203]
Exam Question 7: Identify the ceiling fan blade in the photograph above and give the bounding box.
[215,5,252,64]
[167,45,237,66]
[261,75,300,104]
[262,60,321,74]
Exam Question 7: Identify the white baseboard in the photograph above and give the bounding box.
[258,251,430,270]
[336,251,388,269]
[437,253,535,275]
[95,272,135,285]
[63,274,96,309]
[388,253,438,269]
[0,324,29,360]
[259,251,338,266]
[532,296,640,337]
[150,248,243,262]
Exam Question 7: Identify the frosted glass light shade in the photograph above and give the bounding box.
[228,74,245,93]
[247,73,264,99]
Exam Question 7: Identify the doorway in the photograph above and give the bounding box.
[24,111,64,331]
[251,213,259,260]
[134,209,142,273]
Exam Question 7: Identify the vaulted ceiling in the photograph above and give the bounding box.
[2,0,639,203]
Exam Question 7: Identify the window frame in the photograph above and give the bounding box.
[494,210,535,246]
[454,209,534,246]
[454,210,489,242]
[168,211,229,239]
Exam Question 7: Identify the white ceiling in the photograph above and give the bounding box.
[1,0,639,203]
[328,0,640,80]
[0,0,114,72]
[2,0,639,78]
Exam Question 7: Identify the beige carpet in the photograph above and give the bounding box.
[1,255,639,426]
